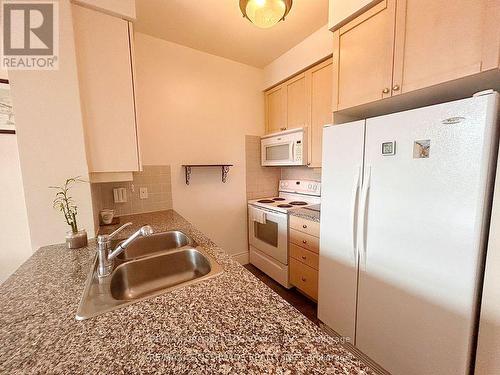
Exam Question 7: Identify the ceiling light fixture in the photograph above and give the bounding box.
[240,0,293,29]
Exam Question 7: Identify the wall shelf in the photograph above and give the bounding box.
[182,164,233,185]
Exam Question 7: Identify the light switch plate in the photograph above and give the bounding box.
[139,187,148,199]
[113,188,127,203]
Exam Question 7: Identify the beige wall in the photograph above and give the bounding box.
[262,24,332,89]
[0,40,31,283]
[0,135,32,283]
[8,0,95,250]
[135,33,264,260]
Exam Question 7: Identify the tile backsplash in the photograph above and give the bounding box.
[281,166,321,182]
[92,165,173,220]
[245,136,322,201]
[245,135,281,200]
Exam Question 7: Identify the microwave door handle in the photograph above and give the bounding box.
[291,142,295,162]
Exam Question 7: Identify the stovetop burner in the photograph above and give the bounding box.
[290,201,308,206]
[272,198,286,201]
[258,199,275,203]
[277,204,293,208]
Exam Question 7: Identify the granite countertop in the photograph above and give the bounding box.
[289,205,321,223]
[0,209,372,374]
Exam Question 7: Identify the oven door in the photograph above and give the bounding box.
[248,206,288,265]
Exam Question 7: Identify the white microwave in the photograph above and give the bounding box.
[261,128,308,166]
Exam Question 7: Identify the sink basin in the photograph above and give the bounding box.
[114,230,196,260]
[76,231,222,320]
[111,248,211,300]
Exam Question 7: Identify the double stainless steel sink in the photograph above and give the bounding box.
[76,230,223,320]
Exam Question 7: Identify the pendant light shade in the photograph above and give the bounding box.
[240,0,293,29]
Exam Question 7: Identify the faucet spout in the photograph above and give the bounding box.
[108,225,154,260]
[96,224,154,278]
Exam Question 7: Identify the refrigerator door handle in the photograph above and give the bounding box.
[350,166,362,260]
[359,166,371,269]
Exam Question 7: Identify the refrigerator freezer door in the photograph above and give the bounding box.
[318,120,366,342]
[356,93,499,375]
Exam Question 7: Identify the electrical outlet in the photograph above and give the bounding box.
[139,187,148,199]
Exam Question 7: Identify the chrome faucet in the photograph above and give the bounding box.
[97,222,154,277]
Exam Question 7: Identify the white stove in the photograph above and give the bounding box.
[248,180,321,213]
[247,180,321,288]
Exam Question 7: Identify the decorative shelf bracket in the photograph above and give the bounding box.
[222,165,230,183]
[182,164,233,185]
[185,166,192,185]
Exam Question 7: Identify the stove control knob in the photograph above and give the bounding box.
[308,184,312,189]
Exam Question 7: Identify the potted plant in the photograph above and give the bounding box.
[50,177,88,249]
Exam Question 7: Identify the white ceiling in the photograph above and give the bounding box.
[135,0,329,68]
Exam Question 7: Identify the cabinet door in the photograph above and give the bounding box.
[308,59,333,167]
[265,85,286,134]
[333,0,396,111]
[284,73,309,130]
[329,0,384,30]
[393,0,493,94]
[289,258,318,300]
[73,5,139,173]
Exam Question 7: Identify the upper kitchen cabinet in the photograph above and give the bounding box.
[265,85,286,134]
[309,59,333,167]
[284,73,309,131]
[328,0,383,30]
[393,0,499,94]
[264,58,333,167]
[332,0,396,111]
[332,0,500,113]
[72,0,136,20]
[265,73,309,134]
[73,5,141,174]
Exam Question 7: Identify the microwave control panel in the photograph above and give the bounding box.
[295,141,303,161]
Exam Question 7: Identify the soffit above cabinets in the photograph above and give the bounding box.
[134,0,328,68]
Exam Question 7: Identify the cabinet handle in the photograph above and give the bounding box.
[301,277,306,282]
[301,256,307,260]
[303,224,307,229]
[307,163,311,166]
[280,127,287,131]
[392,84,400,91]
[302,240,307,244]
[382,88,390,94]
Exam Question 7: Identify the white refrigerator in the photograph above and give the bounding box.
[318,91,499,375]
